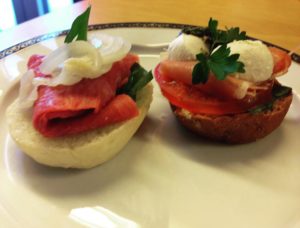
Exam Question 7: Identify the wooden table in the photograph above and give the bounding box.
[0,0,300,53]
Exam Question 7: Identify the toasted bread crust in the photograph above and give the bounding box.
[173,94,292,144]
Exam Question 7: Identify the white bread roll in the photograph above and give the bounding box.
[6,83,153,169]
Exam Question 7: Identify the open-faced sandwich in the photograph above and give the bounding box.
[155,18,292,144]
[6,7,153,168]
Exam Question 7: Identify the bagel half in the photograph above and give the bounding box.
[173,93,292,144]
[6,84,153,169]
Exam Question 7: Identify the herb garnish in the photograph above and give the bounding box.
[185,18,247,84]
[206,18,247,52]
[182,18,247,52]
[192,44,245,84]
[64,6,91,43]
[63,6,152,100]
[248,84,292,114]
[117,63,153,100]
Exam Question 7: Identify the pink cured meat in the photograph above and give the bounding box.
[31,54,139,137]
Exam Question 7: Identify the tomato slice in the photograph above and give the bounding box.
[155,46,290,116]
[155,64,249,115]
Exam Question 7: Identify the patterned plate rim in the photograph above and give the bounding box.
[0,22,299,63]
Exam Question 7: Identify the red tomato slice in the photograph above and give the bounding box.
[155,46,289,115]
[155,64,249,115]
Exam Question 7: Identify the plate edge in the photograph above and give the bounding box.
[0,22,189,60]
[0,22,299,63]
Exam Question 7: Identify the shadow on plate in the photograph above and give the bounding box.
[5,118,154,198]
[155,112,283,164]
[153,111,300,195]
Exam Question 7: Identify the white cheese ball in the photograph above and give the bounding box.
[227,40,274,82]
[167,34,209,61]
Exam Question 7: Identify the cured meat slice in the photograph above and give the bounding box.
[268,47,292,76]
[159,60,253,100]
[159,47,291,100]
[35,94,139,137]
[31,53,139,137]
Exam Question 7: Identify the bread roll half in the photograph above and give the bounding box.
[173,93,292,144]
[6,84,153,169]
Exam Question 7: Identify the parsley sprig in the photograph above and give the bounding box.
[117,63,153,100]
[184,18,247,84]
[64,6,91,43]
[207,18,246,52]
[192,44,245,83]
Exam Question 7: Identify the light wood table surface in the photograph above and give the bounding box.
[0,0,299,54]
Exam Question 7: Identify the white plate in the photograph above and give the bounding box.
[1,23,300,228]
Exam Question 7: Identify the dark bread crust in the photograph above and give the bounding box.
[173,94,292,144]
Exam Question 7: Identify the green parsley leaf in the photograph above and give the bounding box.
[248,84,292,114]
[207,18,246,51]
[192,54,209,84]
[192,44,245,83]
[182,18,247,52]
[117,63,153,100]
[208,18,218,41]
[225,27,247,43]
[188,18,247,84]
[64,6,91,43]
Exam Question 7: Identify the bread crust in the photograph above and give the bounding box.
[173,93,292,144]
[6,84,153,169]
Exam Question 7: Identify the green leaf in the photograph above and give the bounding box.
[188,18,247,84]
[192,62,209,84]
[272,84,292,98]
[226,27,247,42]
[236,60,246,73]
[248,84,292,114]
[64,6,91,43]
[248,101,274,114]
[192,54,210,84]
[192,44,245,82]
[223,61,245,74]
[181,18,246,54]
[207,18,247,51]
[208,18,218,39]
[181,26,209,37]
[208,61,225,80]
[226,53,240,62]
[117,63,153,100]
[210,45,230,62]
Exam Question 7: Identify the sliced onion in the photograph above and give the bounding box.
[90,33,131,64]
[18,69,38,109]
[19,34,132,109]
[38,41,105,86]
[37,34,131,87]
